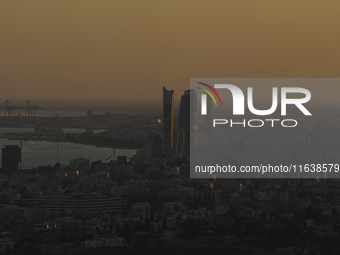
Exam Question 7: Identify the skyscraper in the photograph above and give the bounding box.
[174,129,185,153]
[163,87,174,153]
[2,145,21,176]
[178,89,197,153]
[143,133,163,160]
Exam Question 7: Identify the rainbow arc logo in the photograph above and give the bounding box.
[196,82,222,106]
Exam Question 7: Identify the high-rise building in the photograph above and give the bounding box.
[178,89,197,152]
[143,133,163,160]
[163,87,174,153]
[143,133,163,166]
[1,145,21,176]
[174,129,185,153]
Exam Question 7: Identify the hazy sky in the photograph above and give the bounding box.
[1,1,340,100]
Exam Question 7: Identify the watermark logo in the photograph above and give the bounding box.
[200,84,312,116]
[190,78,338,179]
[196,82,222,115]
[198,83,312,128]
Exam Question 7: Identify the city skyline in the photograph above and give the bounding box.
[1,1,340,254]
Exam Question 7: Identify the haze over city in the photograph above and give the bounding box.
[1,0,340,101]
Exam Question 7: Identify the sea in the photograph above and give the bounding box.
[0,128,138,169]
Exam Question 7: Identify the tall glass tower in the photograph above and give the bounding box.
[163,87,174,153]
[178,89,197,153]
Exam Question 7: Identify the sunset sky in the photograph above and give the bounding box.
[1,1,340,100]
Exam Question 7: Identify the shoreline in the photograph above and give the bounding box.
[0,137,142,151]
